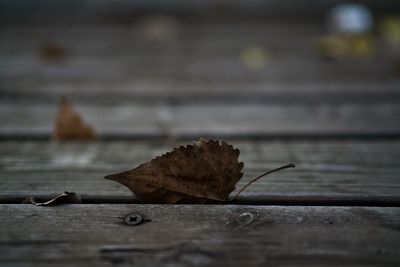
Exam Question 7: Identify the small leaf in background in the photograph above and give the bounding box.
[239,46,268,70]
[379,17,400,76]
[29,192,82,206]
[379,17,400,47]
[53,98,96,141]
[349,35,375,58]
[318,35,375,60]
[317,35,349,60]
[40,41,66,61]
[105,138,294,204]
[138,15,181,42]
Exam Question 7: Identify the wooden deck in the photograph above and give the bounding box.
[1,20,400,266]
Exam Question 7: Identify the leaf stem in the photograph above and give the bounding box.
[232,163,295,200]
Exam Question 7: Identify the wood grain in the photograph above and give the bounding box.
[1,102,400,138]
[0,204,399,266]
[1,140,399,204]
[1,24,399,138]
[1,24,399,104]
[2,17,400,267]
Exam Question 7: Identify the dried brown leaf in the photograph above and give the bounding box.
[105,138,244,204]
[53,98,96,141]
[139,15,181,42]
[40,42,66,61]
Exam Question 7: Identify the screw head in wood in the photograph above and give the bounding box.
[124,213,143,226]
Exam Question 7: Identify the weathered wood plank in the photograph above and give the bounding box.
[2,0,400,25]
[1,24,399,137]
[2,0,398,24]
[1,24,399,104]
[0,204,399,266]
[2,84,400,106]
[1,51,392,82]
[1,140,399,203]
[1,103,400,137]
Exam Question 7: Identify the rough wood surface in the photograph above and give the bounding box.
[1,140,399,204]
[1,25,398,102]
[1,102,400,138]
[0,204,399,266]
[2,0,399,24]
[2,18,400,267]
[1,24,399,137]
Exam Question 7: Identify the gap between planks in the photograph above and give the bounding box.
[2,195,400,207]
[1,133,400,141]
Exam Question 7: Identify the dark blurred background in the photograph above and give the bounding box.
[1,0,400,138]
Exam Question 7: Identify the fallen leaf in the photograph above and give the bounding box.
[317,35,349,60]
[29,192,82,206]
[240,46,269,70]
[106,139,243,203]
[317,34,375,60]
[349,35,375,58]
[138,15,181,42]
[379,16,400,47]
[105,138,294,204]
[40,42,66,61]
[54,98,96,141]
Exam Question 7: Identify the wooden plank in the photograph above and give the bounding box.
[1,140,399,203]
[0,204,399,266]
[1,54,392,83]
[1,23,399,131]
[2,83,400,106]
[0,24,325,67]
[1,23,399,133]
[1,103,400,137]
[1,0,399,24]
[1,25,399,102]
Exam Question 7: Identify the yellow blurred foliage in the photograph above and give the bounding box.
[379,17,400,47]
[240,46,268,70]
[318,35,375,59]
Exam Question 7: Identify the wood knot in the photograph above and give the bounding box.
[226,212,255,229]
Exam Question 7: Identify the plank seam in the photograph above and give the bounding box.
[1,133,400,141]
[2,196,400,207]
